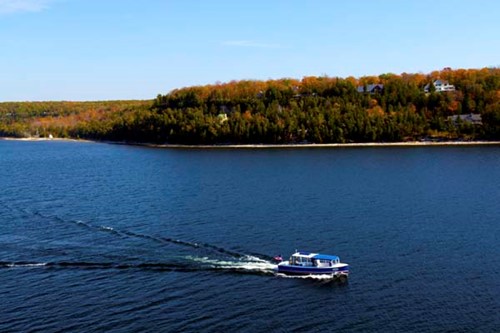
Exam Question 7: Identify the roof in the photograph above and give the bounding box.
[293,251,339,261]
[433,79,450,85]
[425,79,452,87]
[313,254,340,261]
[295,251,315,258]
[357,84,384,93]
[448,114,482,124]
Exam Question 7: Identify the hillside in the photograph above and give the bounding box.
[1,68,499,144]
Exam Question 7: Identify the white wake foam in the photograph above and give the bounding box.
[243,255,270,263]
[8,263,47,268]
[188,256,276,273]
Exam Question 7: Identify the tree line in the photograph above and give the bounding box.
[1,67,499,144]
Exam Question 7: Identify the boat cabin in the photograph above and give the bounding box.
[288,251,340,267]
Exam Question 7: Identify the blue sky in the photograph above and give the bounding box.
[1,0,499,101]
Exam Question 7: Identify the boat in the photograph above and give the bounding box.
[276,251,349,280]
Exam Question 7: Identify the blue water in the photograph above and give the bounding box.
[1,140,499,332]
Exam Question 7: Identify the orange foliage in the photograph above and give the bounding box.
[243,111,252,120]
[448,100,460,113]
[367,106,384,117]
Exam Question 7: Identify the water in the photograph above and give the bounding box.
[1,140,499,332]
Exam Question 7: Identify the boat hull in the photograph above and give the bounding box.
[276,263,349,276]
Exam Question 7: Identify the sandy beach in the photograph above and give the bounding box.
[144,141,500,149]
[0,137,93,143]
[2,136,500,149]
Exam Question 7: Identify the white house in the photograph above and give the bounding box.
[424,79,455,93]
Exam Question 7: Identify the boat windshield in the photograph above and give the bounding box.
[290,255,314,266]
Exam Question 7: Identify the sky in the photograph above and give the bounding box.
[0,0,499,101]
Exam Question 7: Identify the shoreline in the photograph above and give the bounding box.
[2,136,500,149]
[0,137,93,143]
[139,141,500,149]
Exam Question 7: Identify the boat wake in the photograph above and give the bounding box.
[188,256,276,275]
[0,260,197,271]
[4,209,279,276]
[0,257,277,276]
[0,262,48,268]
[4,208,338,280]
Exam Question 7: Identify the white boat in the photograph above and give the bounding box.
[276,251,349,280]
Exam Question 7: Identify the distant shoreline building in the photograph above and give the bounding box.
[357,84,384,94]
[447,114,482,126]
[424,79,455,93]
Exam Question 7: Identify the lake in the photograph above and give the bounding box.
[1,140,499,332]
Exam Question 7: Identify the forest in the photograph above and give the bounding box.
[1,67,499,144]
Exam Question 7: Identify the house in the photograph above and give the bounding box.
[219,105,232,114]
[357,84,384,94]
[424,79,455,93]
[447,114,482,126]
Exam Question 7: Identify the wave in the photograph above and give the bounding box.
[29,210,259,260]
